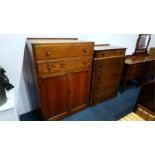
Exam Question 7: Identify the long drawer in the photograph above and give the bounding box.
[95,49,125,58]
[126,63,145,80]
[93,57,125,77]
[33,43,94,60]
[93,80,120,94]
[92,89,117,104]
[37,55,93,75]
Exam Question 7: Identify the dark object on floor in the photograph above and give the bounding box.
[0,66,14,106]
[20,109,42,121]
[20,87,139,121]
[135,80,155,120]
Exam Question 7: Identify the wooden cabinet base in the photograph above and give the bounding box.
[70,104,88,114]
[48,112,68,121]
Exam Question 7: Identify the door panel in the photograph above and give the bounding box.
[70,70,90,112]
[40,74,68,120]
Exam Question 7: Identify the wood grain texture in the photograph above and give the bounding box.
[91,46,126,106]
[121,55,155,92]
[34,43,93,60]
[136,80,155,114]
[70,70,90,112]
[37,56,93,75]
[28,39,94,120]
[40,74,69,120]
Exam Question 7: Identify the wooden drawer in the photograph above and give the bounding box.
[92,89,117,104]
[34,43,94,60]
[93,80,120,94]
[93,57,125,77]
[126,63,145,80]
[93,72,121,82]
[37,56,93,75]
[95,49,125,58]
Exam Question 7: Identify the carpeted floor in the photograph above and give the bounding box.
[20,86,140,121]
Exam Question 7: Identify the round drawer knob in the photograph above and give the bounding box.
[46,51,51,56]
[47,65,52,71]
[84,49,88,53]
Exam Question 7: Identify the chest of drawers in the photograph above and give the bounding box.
[90,45,126,105]
[27,39,94,120]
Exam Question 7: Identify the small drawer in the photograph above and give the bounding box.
[93,80,119,94]
[37,56,93,75]
[92,89,117,103]
[95,49,125,58]
[34,43,94,61]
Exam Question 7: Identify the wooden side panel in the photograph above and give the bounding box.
[40,74,69,120]
[70,70,90,112]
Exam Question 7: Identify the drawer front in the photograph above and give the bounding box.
[37,56,93,75]
[93,80,120,94]
[93,57,125,78]
[92,89,117,104]
[95,49,125,58]
[34,43,94,60]
[126,63,145,80]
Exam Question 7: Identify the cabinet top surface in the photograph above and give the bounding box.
[125,55,155,65]
[94,45,126,51]
[27,39,94,45]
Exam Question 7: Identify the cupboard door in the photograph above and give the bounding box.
[39,73,69,120]
[70,70,90,113]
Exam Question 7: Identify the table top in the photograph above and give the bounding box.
[94,45,126,51]
[125,55,155,65]
[27,39,94,45]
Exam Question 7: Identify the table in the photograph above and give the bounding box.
[120,55,155,93]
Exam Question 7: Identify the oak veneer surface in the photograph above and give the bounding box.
[91,45,126,105]
[27,39,94,120]
[70,70,90,112]
[40,74,68,119]
[121,55,155,92]
[125,55,155,65]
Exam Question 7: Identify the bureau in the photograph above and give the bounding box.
[27,39,94,120]
[90,45,126,105]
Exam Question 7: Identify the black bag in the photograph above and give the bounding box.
[0,66,14,106]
